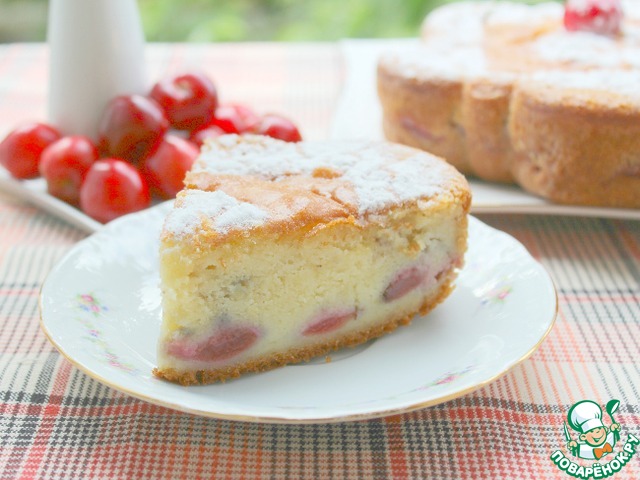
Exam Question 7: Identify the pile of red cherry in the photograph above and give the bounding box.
[0,71,302,223]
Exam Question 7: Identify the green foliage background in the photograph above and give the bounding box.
[140,0,445,42]
[0,0,556,43]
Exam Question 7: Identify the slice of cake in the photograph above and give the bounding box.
[154,135,470,385]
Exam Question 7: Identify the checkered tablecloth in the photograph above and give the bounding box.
[1,42,639,480]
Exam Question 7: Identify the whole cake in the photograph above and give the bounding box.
[377,0,640,208]
[154,135,470,385]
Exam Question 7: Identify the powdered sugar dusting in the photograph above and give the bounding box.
[422,1,562,44]
[567,0,592,12]
[380,45,490,82]
[398,0,640,80]
[337,144,452,213]
[193,135,457,216]
[525,69,640,98]
[386,155,445,200]
[534,31,629,67]
[421,1,491,45]
[486,2,562,25]
[198,134,301,177]
[164,189,269,236]
[623,0,640,19]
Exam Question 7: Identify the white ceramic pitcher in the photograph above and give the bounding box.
[47,0,146,139]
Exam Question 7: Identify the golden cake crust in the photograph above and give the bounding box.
[377,0,640,208]
[161,135,471,247]
[163,175,357,248]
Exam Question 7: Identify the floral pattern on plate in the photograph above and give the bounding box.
[75,293,139,375]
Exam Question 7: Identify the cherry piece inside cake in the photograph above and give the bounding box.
[153,135,470,385]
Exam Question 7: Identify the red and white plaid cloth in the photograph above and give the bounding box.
[1,43,639,480]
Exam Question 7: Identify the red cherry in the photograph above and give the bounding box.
[253,114,302,142]
[166,325,260,362]
[150,71,218,132]
[0,122,61,179]
[383,265,429,302]
[302,308,357,336]
[209,105,248,134]
[224,103,260,131]
[189,124,225,147]
[564,0,623,35]
[97,95,169,164]
[141,135,199,199]
[80,158,150,223]
[39,136,99,205]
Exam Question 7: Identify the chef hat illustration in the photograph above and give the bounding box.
[568,400,605,434]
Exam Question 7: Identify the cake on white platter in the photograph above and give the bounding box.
[154,135,470,385]
[378,0,640,208]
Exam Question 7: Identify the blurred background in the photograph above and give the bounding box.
[0,0,555,43]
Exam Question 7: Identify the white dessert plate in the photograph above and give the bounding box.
[331,39,640,220]
[0,169,101,233]
[40,202,557,423]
